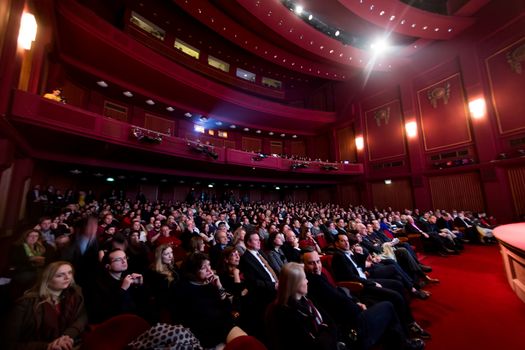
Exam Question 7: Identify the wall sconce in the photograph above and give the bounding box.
[468,98,486,119]
[384,179,392,185]
[355,136,364,151]
[405,121,418,138]
[18,12,37,50]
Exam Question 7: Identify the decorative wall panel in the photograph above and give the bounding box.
[371,179,413,210]
[145,113,174,135]
[485,37,525,134]
[507,166,525,217]
[428,172,484,212]
[337,126,356,162]
[242,137,262,152]
[291,141,306,157]
[365,100,406,161]
[417,74,471,151]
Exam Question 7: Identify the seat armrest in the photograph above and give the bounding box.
[336,281,364,294]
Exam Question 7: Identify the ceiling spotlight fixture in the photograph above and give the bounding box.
[308,14,313,20]
[371,39,389,54]
[269,131,274,136]
[184,112,192,118]
[97,80,108,88]
[256,130,261,134]
[335,30,340,37]
[230,125,237,129]
[123,91,133,97]
[93,172,103,177]
[215,121,223,126]
[275,186,280,190]
[243,127,250,131]
[208,184,214,188]
[384,179,392,185]
[145,99,155,105]
[280,133,285,137]
[166,106,174,112]
[69,169,82,175]
[200,116,208,122]
[294,5,303,15]
[106,177,115,182]
[292,135,297,138]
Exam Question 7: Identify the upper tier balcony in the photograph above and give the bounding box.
[8,90,363,178]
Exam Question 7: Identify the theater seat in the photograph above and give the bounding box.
[320,254,363,294]
[81,314,150,350]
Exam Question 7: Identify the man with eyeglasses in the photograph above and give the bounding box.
[85,248,147,323]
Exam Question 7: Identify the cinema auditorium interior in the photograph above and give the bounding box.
[0,0,524,349]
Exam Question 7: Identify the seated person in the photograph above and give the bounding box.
[266,232,288,274]
[174,252,243,349]
[43,88,65,103]
[9,229,48,298]
[126,230,150,275]
[405,216,456,256]
[265,262,339,350]
[218,247,248,317]
[85,248,147,323]
[303,250,424,350]
[4,261,87,350]
[148,244,179,322]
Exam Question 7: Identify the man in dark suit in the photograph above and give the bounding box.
[331,233,430,339]
[239,230,278,340]
[303,250,424,350]
[405,216,454,256]
[454,211,478,242]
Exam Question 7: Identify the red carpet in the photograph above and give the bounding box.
[411,244,525,350]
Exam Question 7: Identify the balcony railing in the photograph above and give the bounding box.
[9,90,363,175]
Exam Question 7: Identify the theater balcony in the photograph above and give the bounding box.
[8,90,363,182]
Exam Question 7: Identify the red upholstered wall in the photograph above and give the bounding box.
[340,0,525,221]
[371,179,413,211]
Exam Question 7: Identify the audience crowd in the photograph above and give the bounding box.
[2,186,498,350]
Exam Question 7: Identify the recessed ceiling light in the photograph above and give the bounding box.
[292,135,297,138]
[434,28,439,32]
[117,175,126,180]
[146,99,155,105]
[93,172,103,177]
[371,39,389,54]
[308,14,313,20]
[335,30,340,37]
[160,179,167,183]
[106,177,115,182]
[423,26,428,30]
[123,91,133,97]
[280,133,285,137]
[166,106,174,112]
[256,130,261,134]
[184,112,192,118]
[411,23,416,28]
[294,5,303,15]
[390,15,395,21]
[97,81,108,88]
[243,127,250,131]
[215,121,223,126]
[379,11,385,16]
[401,19,406,24]
[230,125,236,129]
[269,131,274,136]
[140,177,147,181]
[448,28,453,32]
[69,169,82,175]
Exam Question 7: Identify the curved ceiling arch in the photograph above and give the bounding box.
[236,0,399,71]
[172,0,352,80]
[337,0,485,40]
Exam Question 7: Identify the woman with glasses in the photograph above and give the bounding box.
[4,261,87,350]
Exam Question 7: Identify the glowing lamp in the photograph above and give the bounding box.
[18,12,37,50]
[469,98,486,119]
[384,179,392,185]
[355,136,364,151]
[405,121,418,138]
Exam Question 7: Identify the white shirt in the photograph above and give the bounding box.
[344,251,367,279]
[247,249,276,283]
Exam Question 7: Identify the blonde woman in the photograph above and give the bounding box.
[266,262,339,350]
[5,261,87,350]
[149,245,179,307]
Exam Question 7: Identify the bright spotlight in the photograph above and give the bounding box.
[469,98,486,119]
[308,14,313,20]
[335,30,340,37]
[371,39,389,54]
[294,5,303,15]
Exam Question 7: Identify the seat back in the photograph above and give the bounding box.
[82,314,150,350]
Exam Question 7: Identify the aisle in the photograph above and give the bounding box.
[410,244,525,350]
